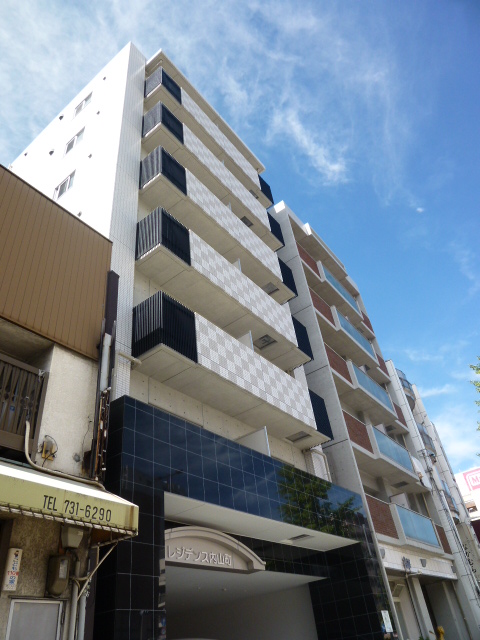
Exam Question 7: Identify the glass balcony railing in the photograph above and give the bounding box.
[337,312,375,357]
[396,369,414,393]
[373,428,413,471]
[323,265,359,312]
[416,423,436,454]
[396,505,440,547]
[352,364,394,411]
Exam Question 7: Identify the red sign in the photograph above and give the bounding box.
[464,468,480,491]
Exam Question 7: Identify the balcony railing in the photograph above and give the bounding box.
[143,102,184,143]
[337,311,375,358]
[267,211,284,246]
[297,243,320,275]
[397,369,414,393]
[145,67,182,103]
[352,364,394,411]
[136,208,190,265]
[278,258,297,297]
[140,146,187,195]
[372,428,413,472]
[417,423,436,454]
[0,354,47,455]
[396,504,440,547]
[132,291,197,362]
[323,265,359,312]
[259,175,273,204]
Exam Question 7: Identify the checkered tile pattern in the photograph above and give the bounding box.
[187,171,281,279]
[191,232,296,344]
[182,89,261,187]
[184,127,269,228]
[196,315,316,429]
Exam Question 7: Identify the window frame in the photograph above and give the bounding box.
[65,128,85,155]
[54,171,75,200]
[74,92,92,117]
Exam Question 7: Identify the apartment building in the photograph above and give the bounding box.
[9,41,480,640]
[0,167,138,640]
[271,200,480,639]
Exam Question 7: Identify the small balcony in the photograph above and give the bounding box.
[132,293,326,447]
[135,209,308,371]
[0,354,47,459]
[325,346,396,424]
[344,412,420,489]
[144,66,270,211]
[397,369,416,410]
[142,106,281,252]
[416,423,436,455]
[139,147,292,304]
[366,495,450,553]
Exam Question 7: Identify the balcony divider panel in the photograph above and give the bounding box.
[278,258,297,297]
[259,175,273,204]
[267,212,284,246]
[292,317,313,361]
[308,390,333,440]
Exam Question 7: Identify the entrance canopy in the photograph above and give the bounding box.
[0,460,138,540]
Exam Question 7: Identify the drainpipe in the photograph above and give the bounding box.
[68,560,80,640]
[76,587,87,640]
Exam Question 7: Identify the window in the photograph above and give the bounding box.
[54,171,75,199]
[65,128,84,154]
[74,92,92,117]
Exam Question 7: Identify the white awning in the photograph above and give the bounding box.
[0,461,138,540]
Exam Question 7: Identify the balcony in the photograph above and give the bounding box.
[310,292,379,372]
[144,68,273,209]
[142,109,281,252]
[367,495,449,552]
[135,210,308,371]
[344,413,420,488]
[0,353,47,459]
[139,147,292,304]
[416,423,436,455]
[397,369,416,410]
[132,293,326,447]
[326,348,396,424]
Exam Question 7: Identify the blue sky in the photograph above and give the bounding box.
[1,0,479,472]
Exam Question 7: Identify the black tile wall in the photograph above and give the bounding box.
[96,396,395,640]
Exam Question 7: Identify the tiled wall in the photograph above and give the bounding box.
[97,396,396,640]
[187,171,281,278]
[184,127,269,228]
[181,90,260,187]
[366,495,399,539]
[195,315,316,429]
[191,232,296,344]
[344,412,373,454]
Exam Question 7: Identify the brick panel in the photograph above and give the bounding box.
[366,495,399,539]
[297,243,320,275]
[435,524,452,554]
[325,344,352,383]
[393,402,407,427]
[343,411,373,453]
[310,288,334,324]
[376,353,389,377]
[362,311,374,333]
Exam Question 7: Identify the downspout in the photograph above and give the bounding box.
[67,560,80,640]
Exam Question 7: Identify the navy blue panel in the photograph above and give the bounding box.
[309,389,334,440]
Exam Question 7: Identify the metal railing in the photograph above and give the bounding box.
[140,147,187,195]
[132,291,197,362]
[136,208,190,265]
[143,102,184,144]
[145,67,182,103]
[0,354,47,455]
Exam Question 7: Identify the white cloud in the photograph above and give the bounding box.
[0,0,423,202]
[416,207,424,213]
[431,404,480,473]
[448,242,480,297]
[416,383,455,398]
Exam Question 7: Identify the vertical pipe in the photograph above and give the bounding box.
[76,587,88,640]
[67,560,80,640]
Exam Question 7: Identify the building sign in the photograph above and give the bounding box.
[381,610,393,633]
[464,468,480,492]
[165,526,266,573]
[2,548,22,591]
